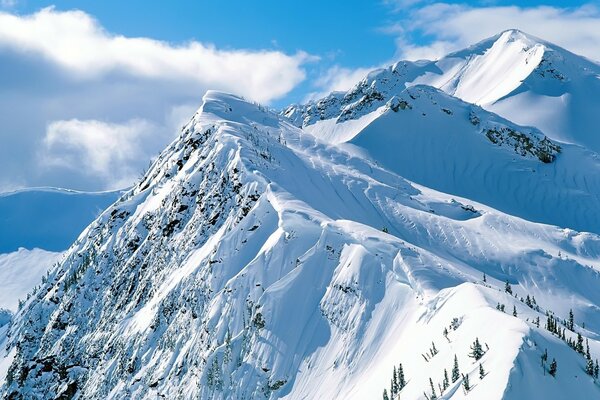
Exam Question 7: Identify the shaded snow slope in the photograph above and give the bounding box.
[0,249,62,312]
[286,29,600,152]
[0,188,122,253]
[3,92,600,399]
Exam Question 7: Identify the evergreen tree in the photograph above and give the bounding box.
[431,341,439,357]
[549,358,557,377]
[513,305,518,317]
[586,339,591,360]
[469,338,484,361]
[479,363,485,379]
[586,358,595,376]
[535,316,540,328]
[576,333,584,354]
[383,388,390,400]
[541,348,548,375]
[462,373,470,392]
[483,273,486,283]
[452,355,460,382]
[398,363,406,389]
[568,309,574,330]
[594,359,599,379]
[505,280,513,294]
[429,378,437,399]
[442,369,449,391]
[392,366,399,395]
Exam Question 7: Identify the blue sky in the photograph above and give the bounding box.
[0,0,599,191]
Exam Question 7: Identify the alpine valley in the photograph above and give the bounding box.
[2,29,600,400]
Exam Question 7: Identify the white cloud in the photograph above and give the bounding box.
[0,7,312,192]
[394,3,600,61]
[42,119,163,190]
[0,7,307,104]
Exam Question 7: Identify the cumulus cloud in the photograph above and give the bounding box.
[0,8,310,191]
[0,7,307,103]
[42,119,163,190]
[393,3,600,61]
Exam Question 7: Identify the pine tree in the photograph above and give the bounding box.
[549,358,557,377]
[469,338,484,361]
[541,348,548,375]
[442,369,449,391]
[594,359,599,379]
[568,309,574,331]
[398,363,406,389]
[392,366,399,395]
[483,273,486,283]
[462,373,470,392]
[429,378,437,399]
[452,355,460,382]
[513,305,518,317]
[576,333,584,354]
[505,280,513,294]
[431,341,439,357]
[586,338,592,360]
[383,388,390,400]
[535,316,540,328]
[586,358,595,376]
[479,363,485,379]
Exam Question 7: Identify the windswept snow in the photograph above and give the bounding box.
[2,88,600,399]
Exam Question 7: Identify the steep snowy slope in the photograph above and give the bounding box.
[0,188,122,253]
[285,29,600,151]
[2,92,600,399]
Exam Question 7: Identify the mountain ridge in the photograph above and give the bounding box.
[2,32,600,400]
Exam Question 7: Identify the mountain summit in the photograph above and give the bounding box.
[2,32,600,400]
[286,29,600,150]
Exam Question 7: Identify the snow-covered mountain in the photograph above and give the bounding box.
[285,29,600,151]
[285,30,600,234]
[2,31,600,400]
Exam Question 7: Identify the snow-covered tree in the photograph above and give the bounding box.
[442,369,449,391]
[469,338,484,360]
[505,280,513,294]
[462,373,470,392]
[479,363,486,379]
[452,355,460,382]
[549,358,558,377]
[568,309,574,331]
[429,377,437,399]
[586,358,595,376]
[398,363,406,389]
[383,388,390,400]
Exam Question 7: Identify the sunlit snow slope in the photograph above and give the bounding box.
[286,30,600,151]
[2,91,600,400]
